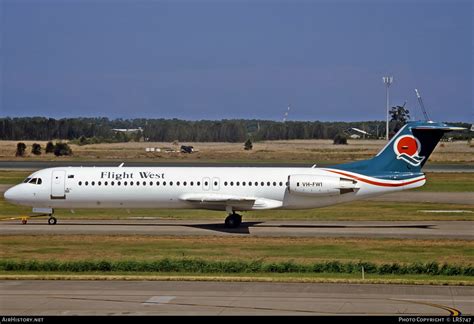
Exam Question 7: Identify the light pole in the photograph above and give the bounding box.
[383,76,393,141]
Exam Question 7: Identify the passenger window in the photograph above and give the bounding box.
[197,181,200,186]
[98,181,101,186]
[149,181,153,186]
[111,181,115,186]
[117,181,121,186]
[163,181,166,186]
[177,181,180,186]
[105,181,108,186]
[68,175,74,179]
[279,182,283,186]
[183,181,187,186]
[260,182,264,186]
[190,181,194,186]
[242,182,246,186]
[156,181,160,186]
[79,181,82,186]
[224,181,228,186]
[85,181,89,186]
[273,182,276,186]
[248,182,252,186]
[255,182,258,186]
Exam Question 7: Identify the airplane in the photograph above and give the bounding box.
[4,121,464,228]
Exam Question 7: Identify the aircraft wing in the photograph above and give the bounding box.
[179,193,282,210]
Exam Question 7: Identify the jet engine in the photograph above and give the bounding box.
[288,174,358,196]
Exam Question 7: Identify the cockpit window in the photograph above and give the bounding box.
[23,177,31,183]
[27,178,42,185]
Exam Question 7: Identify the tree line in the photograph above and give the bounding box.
[0,117,469,142]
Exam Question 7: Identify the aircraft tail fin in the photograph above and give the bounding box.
[334,121,464,175]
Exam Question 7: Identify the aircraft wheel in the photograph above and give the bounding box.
[21,219,27,225]
[48,217,57,225]
[225,214,242,228]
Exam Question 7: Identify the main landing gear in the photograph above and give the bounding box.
[47,215,57,225]
[224,213,242,228]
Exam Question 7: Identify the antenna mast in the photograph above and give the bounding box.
[283,104,291,122]
[415,89,430,121]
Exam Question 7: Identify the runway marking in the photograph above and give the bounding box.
[418,210,473,213]
[48,295,459,315]
[391,299,462,316]
[51,296,323,314]
[142,296,175,305]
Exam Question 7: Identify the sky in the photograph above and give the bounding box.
[0,0,472,122]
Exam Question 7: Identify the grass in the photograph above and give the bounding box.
[1,235,473,265]
[415,173,474,192]
[1,272,472,285]
[1,139,472,163]
[0,170,30,185]
[0,259,471,276]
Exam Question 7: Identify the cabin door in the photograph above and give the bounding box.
[51,170,66,199]
[202,177,210,191]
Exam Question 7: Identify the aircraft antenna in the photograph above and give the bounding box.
[415,89,431,121]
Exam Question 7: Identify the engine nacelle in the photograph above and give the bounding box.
[288,174,358,196]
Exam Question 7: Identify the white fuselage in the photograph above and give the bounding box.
[5,167,426,212]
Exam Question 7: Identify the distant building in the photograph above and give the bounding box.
[112,127,143,133]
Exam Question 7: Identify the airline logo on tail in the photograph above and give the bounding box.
[393,135,425,166]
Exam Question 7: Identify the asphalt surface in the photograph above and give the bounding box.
[0,161,472,172]
[1,219,472,239]
[1,280,472,315]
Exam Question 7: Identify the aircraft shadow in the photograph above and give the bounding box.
[14,221,435,235]
[185,222,263,234]
[254,224,435,229]
[186,222,435,234]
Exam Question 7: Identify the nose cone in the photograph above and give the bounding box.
[4,185,21,203]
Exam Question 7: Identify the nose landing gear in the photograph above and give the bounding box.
[16,210,57,225]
